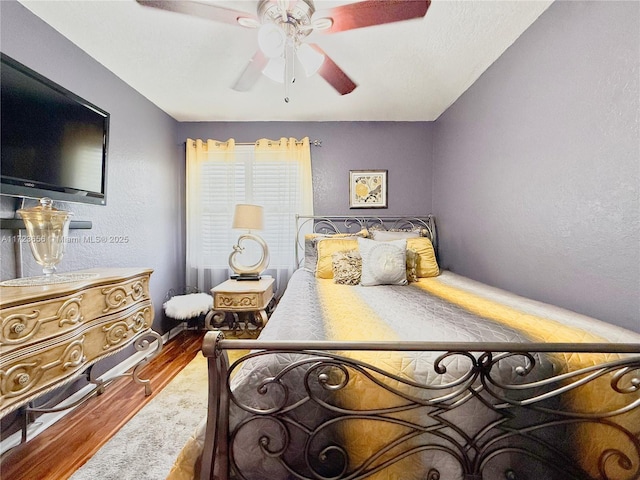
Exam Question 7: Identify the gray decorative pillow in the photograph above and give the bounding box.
[370,229,420,241]
[368,224,429,240]
[332,250,362,285]
[303,235,321,272]
[357,238,407,286]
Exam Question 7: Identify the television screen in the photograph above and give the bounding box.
[1,53,109,205]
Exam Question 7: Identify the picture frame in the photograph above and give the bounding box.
[349,170,388,209]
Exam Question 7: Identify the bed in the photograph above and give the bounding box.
[168,215,640,480]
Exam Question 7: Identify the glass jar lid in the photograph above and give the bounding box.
[17,197,74,222]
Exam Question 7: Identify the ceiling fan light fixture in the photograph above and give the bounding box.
[262,57,286,83]
[258,23,286,58]
[138,0,431,101]
[297,43,324,77]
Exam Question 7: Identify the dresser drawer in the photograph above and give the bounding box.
[0,274,150,350]
[0,302,153,415]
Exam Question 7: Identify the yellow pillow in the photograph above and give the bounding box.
[303,229,368,273]
[406,237,439,277]
[316,238,359,278]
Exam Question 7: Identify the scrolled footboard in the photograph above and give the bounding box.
[200,332,640,480]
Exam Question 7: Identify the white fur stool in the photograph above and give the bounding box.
[163,292,213,329]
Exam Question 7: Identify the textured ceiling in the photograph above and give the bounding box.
[19,0,553,122]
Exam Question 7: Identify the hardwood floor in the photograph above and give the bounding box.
[0,330,205,480]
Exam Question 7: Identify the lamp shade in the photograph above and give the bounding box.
[297,43,325,77]
[262,57,286,83]
[232,204,264,230]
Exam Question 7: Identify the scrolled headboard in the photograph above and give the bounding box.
[295,214,437,267]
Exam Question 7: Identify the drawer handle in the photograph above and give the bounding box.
[15,373,30,386]
[11,323,26,335]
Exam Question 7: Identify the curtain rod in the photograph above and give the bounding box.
[186,139,322,147]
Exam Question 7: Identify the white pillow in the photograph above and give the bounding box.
[357,238,407,286]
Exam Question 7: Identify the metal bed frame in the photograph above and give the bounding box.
[198,215,640,480]
[201,335,640,480]
[294,214,438,267]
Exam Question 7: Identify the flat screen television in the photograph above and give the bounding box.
[1,53,109,205]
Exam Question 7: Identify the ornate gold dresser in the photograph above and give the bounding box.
[0,268,160,426]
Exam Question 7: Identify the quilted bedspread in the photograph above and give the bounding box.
[167,270,640,480]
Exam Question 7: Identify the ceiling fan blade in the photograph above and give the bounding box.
[310,44,357,96]
[231,51,269,92]
[136,0,258,27]
[318,0,430,33]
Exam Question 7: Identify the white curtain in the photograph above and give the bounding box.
[185,137,314,296]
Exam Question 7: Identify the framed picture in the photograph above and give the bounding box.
[349,170,388,209]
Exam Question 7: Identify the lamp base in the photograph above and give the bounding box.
[229,233,270,281]
[231,274,262,281]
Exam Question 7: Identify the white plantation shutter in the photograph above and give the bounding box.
[197,147,248,267]
[185,139,313,293]
[254,159,301,268]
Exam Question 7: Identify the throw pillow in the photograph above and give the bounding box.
[304,229,368,273]
[368,224,430,239]
[332,250,362,285]
[358,238,407,286]
[406,249,419,283]
[406,237,439,277]
[316,238,360,278]
[370,230,420,241]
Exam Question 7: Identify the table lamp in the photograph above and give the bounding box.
[228,204,269,280]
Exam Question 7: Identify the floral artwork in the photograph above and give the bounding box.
[349,170,388,208]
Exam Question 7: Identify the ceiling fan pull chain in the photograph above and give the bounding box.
[284,36,296,103]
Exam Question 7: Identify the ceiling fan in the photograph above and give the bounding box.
[136,0,430,102]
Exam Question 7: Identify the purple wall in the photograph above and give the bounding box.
[433,1,639,332]
[0,1,185,335]
[177,122,434,216]
[2,0,637,343]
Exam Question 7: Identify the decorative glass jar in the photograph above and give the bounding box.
[18,197,73,278]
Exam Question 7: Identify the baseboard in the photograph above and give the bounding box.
[0,323,186,455]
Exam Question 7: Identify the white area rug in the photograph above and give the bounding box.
[70,353,209,480]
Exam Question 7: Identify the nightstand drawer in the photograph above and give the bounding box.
[215,291,260,310]
[211,278,274,312]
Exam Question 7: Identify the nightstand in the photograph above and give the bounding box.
[205,276,275,336]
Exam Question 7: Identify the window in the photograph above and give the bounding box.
[185,138,313,292]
